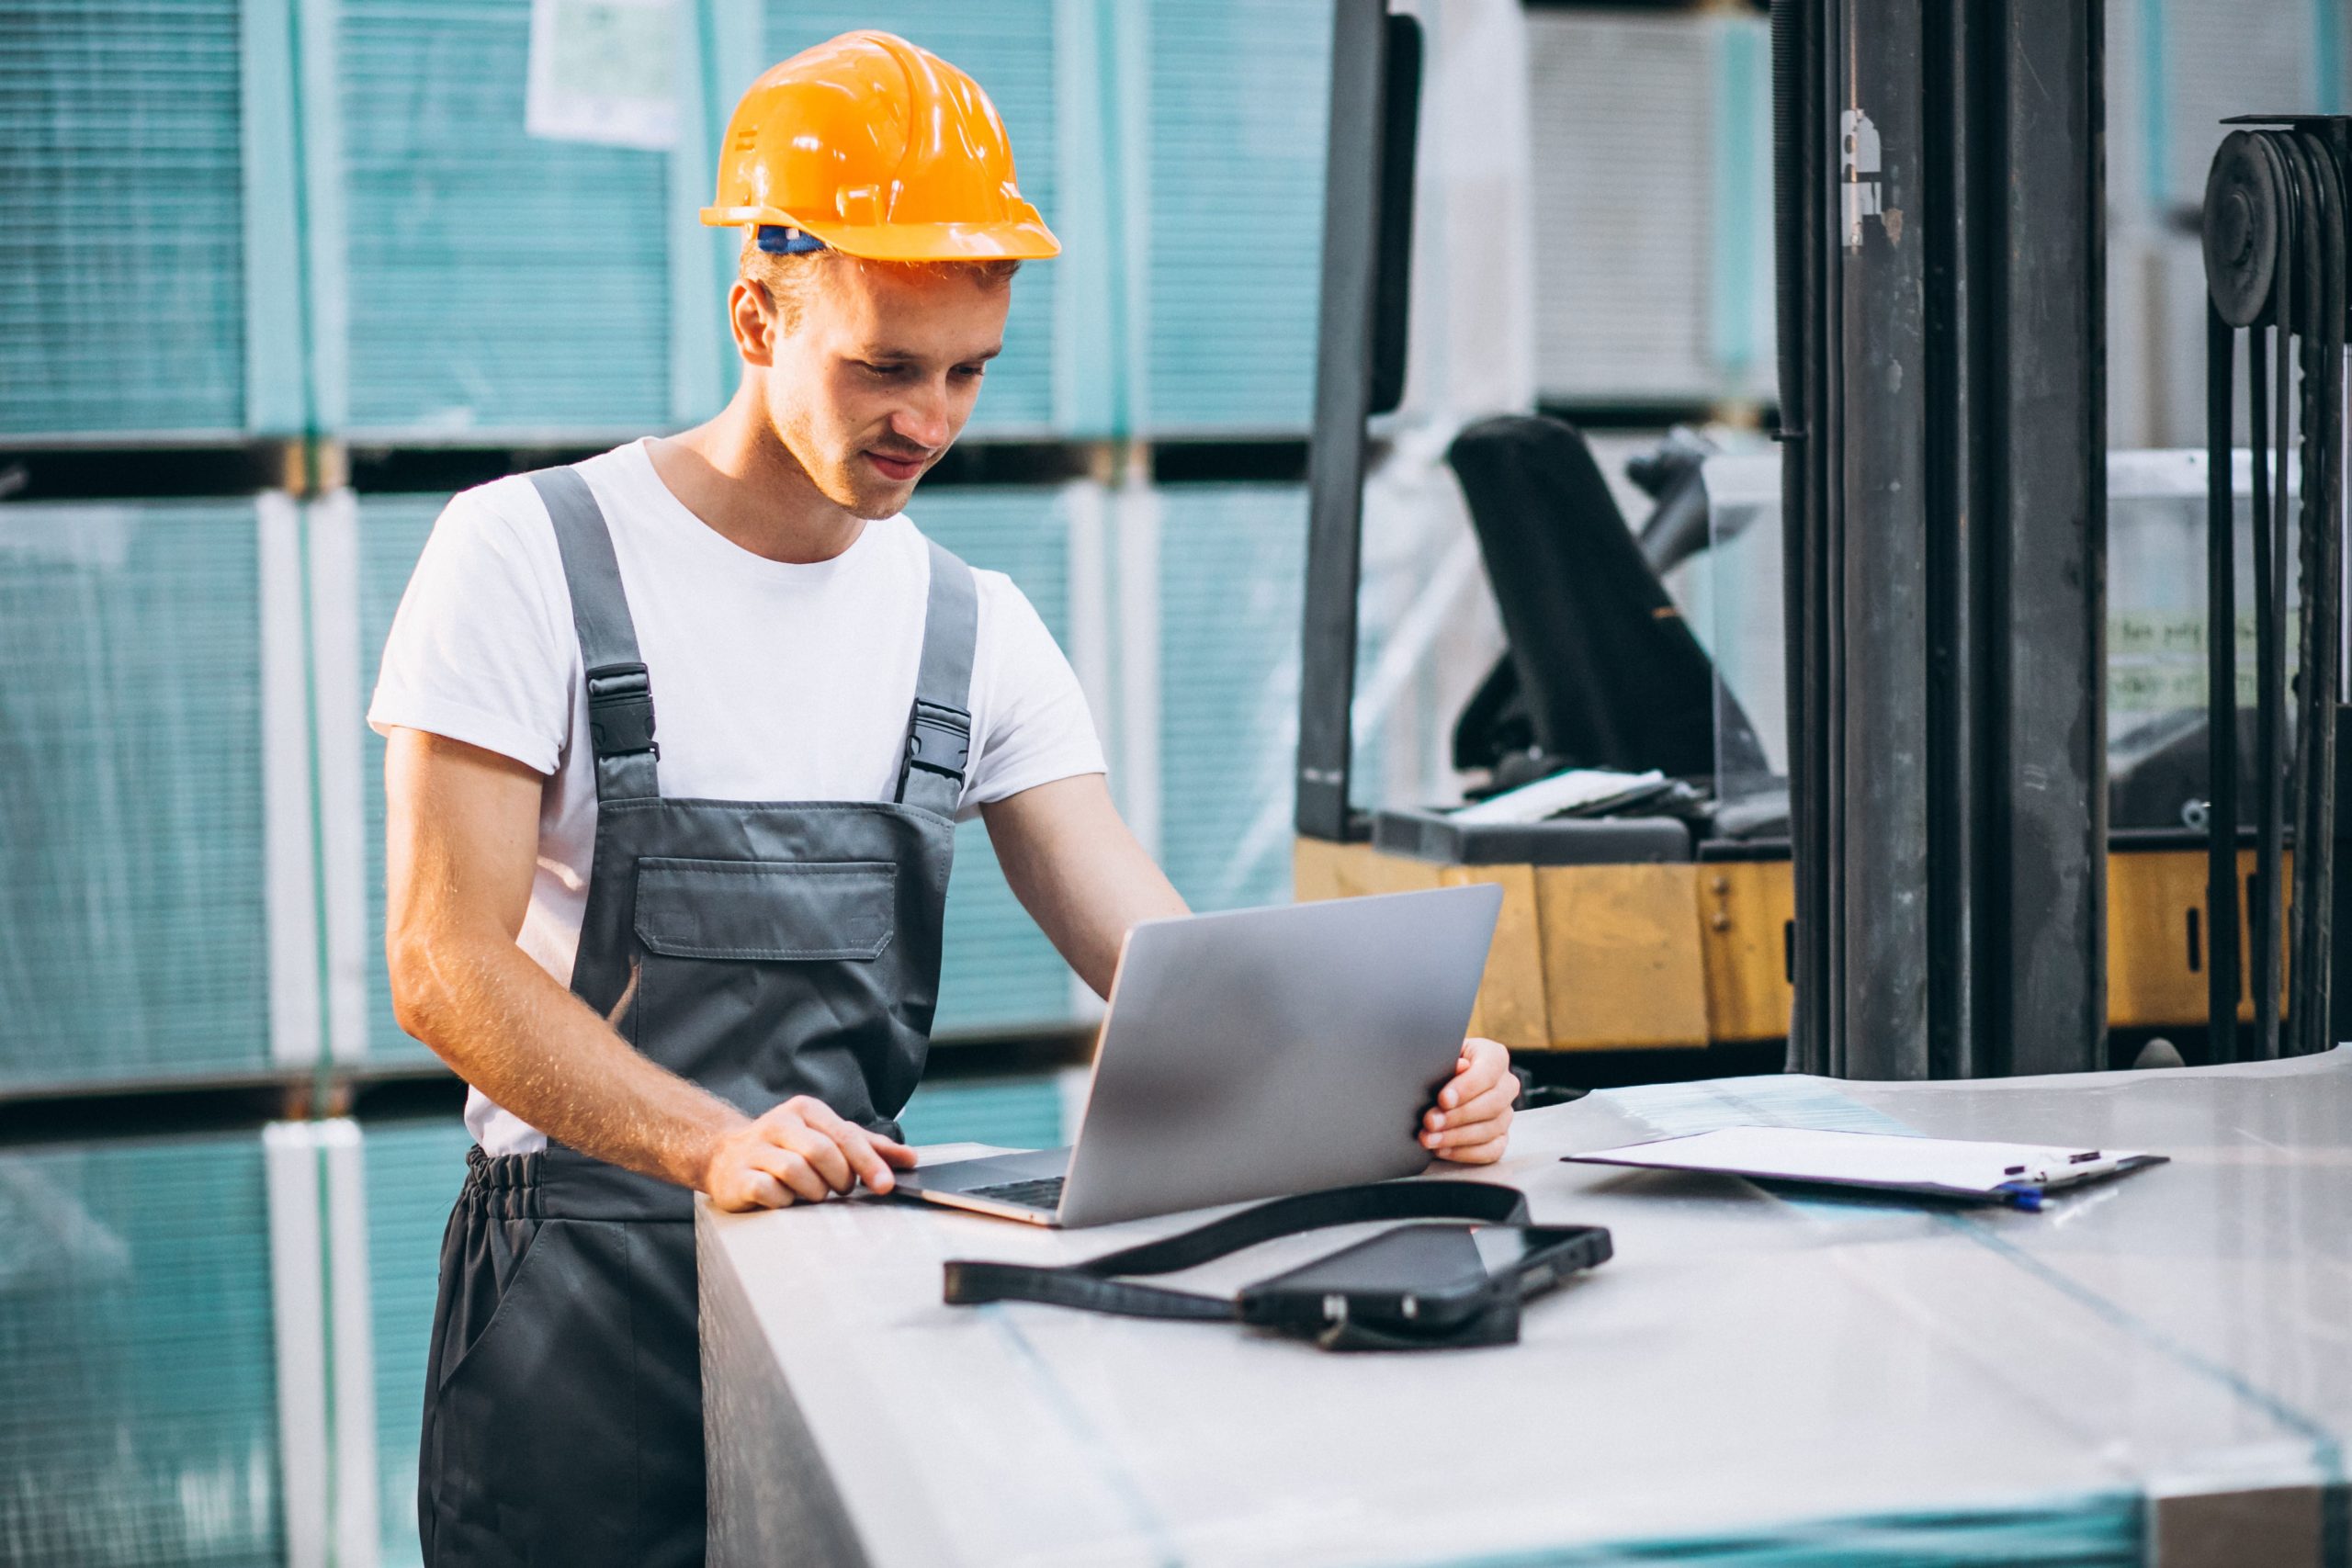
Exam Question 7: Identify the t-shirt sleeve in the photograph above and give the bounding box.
[367,480,575,775]
[959,570,1106,818]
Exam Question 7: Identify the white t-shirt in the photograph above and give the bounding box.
[368,438,1104,1154]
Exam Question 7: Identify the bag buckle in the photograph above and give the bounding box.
[903,700,970,785]
[585,661,658,758]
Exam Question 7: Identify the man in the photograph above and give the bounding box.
[376,31,1515,1566]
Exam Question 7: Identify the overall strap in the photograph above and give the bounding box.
[942,1180,1531,1321]
[530,468,661,802]
[896,537,979,817]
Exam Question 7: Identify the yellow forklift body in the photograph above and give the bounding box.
[1296,839,2287,1051]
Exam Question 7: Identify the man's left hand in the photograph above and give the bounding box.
[1422,1036,1514,1165]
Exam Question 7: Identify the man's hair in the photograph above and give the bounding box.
[739,234,1020,333]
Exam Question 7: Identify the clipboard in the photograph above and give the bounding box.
[1563,1125,2168,1211]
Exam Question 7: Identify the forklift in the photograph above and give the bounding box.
[1289,3,2330,1078]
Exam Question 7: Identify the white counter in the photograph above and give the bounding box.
[700,1052,2352,1566]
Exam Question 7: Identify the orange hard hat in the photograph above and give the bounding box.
[700,30,1060,262]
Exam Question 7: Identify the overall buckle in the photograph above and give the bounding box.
[902,700,970,785]
[585,662,658,758]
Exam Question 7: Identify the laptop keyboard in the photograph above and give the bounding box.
[968,1176,1066,1211]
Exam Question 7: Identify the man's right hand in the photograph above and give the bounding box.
[702,1096,920,1212]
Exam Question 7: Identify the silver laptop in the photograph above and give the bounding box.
[901,884,1503,1227]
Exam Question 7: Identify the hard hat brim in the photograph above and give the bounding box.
[699,207,1062,262]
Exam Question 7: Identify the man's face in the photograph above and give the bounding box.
[759,259,1010,519]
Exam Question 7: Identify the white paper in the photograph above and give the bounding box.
[526,0,679,152]
[1566,1125,2162,1199]
[1449,767,1667,825]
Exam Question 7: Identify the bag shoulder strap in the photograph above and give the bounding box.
[943,1180,1530,1322]
[530,466,660,802]
[896,537,978,817]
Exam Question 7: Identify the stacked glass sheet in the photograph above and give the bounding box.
[0,1133,283,1564]
[0,0,248,437]
[332,0,673,437]
[0,502,276,1091]
[362,1118,472,1568]
[2153,0,2327,210]
[1527,11,1747,404]
[910,487,1080,1035]
[760,0,1060,435]
[899,1071,1067,1149]
[359,494,450,1066]
[1143,0,1330,434]
[1157,485,1306,910]
[4,0,1365,444]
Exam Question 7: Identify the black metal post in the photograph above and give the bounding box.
[1775,0,2106,1078]
[1775,0,1831,1073]
[1295,5,1419,842]
[1837,1,1935,1079]
[2205,303,2242,1064]
[1985,4,2108,1075]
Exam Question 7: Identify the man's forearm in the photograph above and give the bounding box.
[392,927,746,1190]
[1059,869,1189,997]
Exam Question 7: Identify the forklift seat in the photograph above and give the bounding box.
[1446,414,1767,784]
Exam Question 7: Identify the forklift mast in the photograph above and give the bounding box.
[1295,2,1420,845]
[1297,3,2114,1079]
[1772,2,2108,1077]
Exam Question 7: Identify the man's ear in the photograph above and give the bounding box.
[729,278,776,367]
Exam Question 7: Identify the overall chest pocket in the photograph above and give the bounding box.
[625,854,921,1125]
[631,857,898,963]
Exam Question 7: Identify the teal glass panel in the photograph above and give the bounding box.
[1143,0,1330,433]
[0,1,246,436]
[911,487,1080,1035]
[362,1119,473,1568]
[1158,485,1306,910]
[899,1071,1064,1148]
[936,811,1072,1038]
[759,1,1059,434]
[0,502,272,1090]
[1499,1493,2141,1566]
[335,0,672,435]
[0,1134,283,1564]
[358,494,450,1065]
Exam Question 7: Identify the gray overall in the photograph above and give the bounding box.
[417,467,976,1565]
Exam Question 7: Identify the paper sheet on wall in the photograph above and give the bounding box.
[526,0,679,152]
